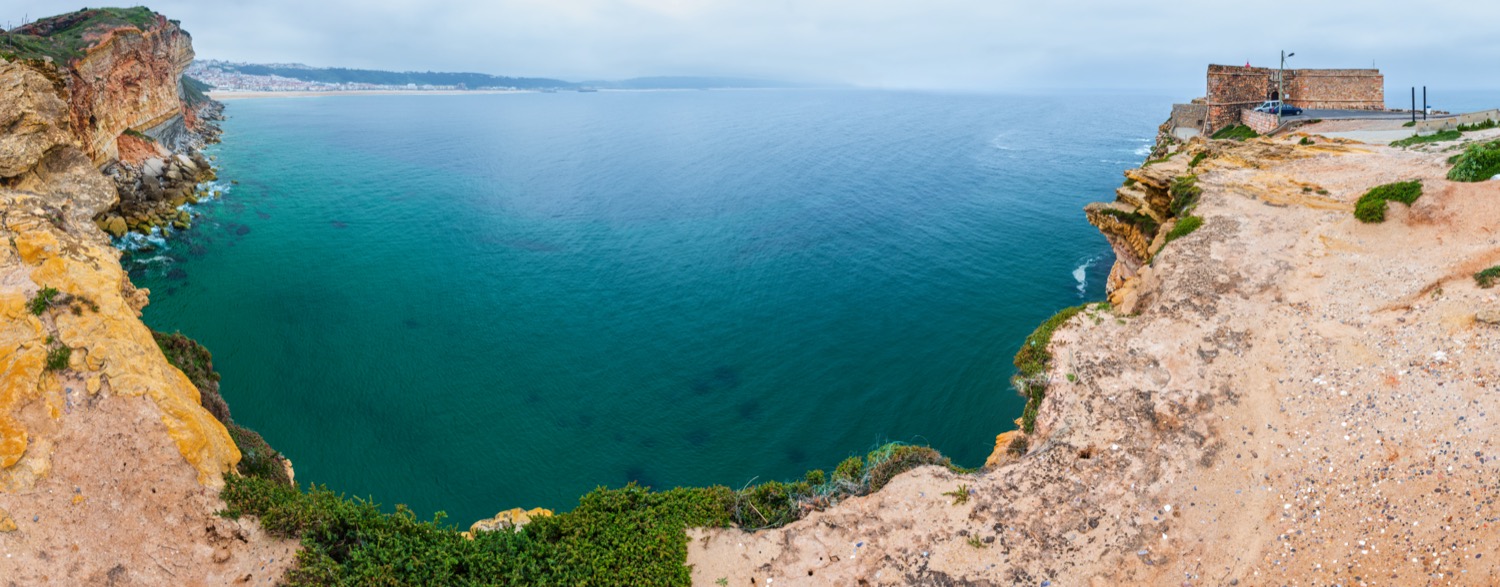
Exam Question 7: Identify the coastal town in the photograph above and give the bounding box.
[187,59,469,92]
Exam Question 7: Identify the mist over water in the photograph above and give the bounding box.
[128,89,1169,523]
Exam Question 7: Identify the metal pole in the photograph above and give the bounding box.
[1423,86,1427,120]
[1277,51,1285,127]
[1411,88,1416,124]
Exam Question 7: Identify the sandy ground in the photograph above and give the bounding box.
[207,89,533,100]
[0,393,297,586]
[688,129,1500,585]
[1297,118,1417,144]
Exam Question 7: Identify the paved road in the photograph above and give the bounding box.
[1285,109,1424,121]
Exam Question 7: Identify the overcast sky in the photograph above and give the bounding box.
[7,1,1498,95]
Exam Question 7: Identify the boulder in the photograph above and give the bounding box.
[0,507,16,533]
[103,216,128,238]
[467,507,553,535]
[1478,310,1500,325]
[142,157,166,179]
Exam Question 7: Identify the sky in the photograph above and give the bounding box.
[6,1,1499,95]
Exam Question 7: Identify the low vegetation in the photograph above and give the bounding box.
[1164,215,1204,243]
[1353,180,1422,223]
[122,128,156,143]
[1169,174,1202,216]
[1456,118,1497,133]
[181,75,215,107]
[1299,136,1314,146]
[0,8,158,64]
[1014,304,1091,433]
[943,484,971,505]
[1210,125,1259,141]
[153,330,221,388]
[222,440,961,586]
[1390,130,1460,148]
[28,286,59,315]
[44,345,71,371]
[1094,207,1159,239]
[1188,152,1208,168]
[1476,266,1500,289]
[1447,139,1500,182]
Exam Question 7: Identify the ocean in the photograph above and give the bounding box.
[125,89,1171,524]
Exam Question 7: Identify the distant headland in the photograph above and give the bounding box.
[188,59,802,94]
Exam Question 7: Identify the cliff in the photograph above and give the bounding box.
[688,129,1500,584]
[0,11,296,584]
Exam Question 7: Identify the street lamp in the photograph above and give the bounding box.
[1278,51,1295,126]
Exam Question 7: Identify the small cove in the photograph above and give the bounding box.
[127,89,1169,523]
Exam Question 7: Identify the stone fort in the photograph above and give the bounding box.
[1169,64,1384,137]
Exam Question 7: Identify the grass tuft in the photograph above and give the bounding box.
[1476,266,1500,289]
[1391,130,1461,148]
[45,345,71,371]
[1211,125,1258,141]
[1164,216,1203,243]
[1013,305,1087,433]
[28,286,59,316]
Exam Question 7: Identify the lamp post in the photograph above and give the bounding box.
[1278,51,1295,126]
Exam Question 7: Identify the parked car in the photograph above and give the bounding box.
[1253,100,1304,116]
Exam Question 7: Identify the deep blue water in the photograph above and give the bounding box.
[128,89,1170,523]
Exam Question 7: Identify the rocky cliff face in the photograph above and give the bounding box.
[0,13,295,583]
[690,129,1500,585]
[3,8,222,238]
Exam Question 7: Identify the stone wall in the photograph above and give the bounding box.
[1206,65,1273,132]
[1241,109,1280,135]
[1283,69,1383,110]
[1202,64,1384,133]
[1414,108,1500,134]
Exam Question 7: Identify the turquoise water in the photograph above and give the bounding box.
[127,90,1169,523]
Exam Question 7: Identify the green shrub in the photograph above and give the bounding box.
[1402,120,1416,127]
[222,476,738,587]
[1456,119,1497,133]
[45,345,71,371]
[1188,152,1208,168]
[227,423,293,487]
[1353,180,1422,223]
[1299,136,1314,145]
[222,440,960,585]
[1164,216,1203,243]
[1095,207,1159,240]
[803,469,825,486]
[1211,125,1258,141]
[1476,266,1500,289]
[1391,130,1460,148]
[1013,305,1086,433]
[1354,197,1388,223]
[832,456,864,482]
[1447,140,1500,182]
[28,286,59,315]
[864,445,949,492]
[1169,174,1202,216]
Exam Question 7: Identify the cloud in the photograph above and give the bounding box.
[7,0,1500,92]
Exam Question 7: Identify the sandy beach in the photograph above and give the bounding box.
[207,89,535,100]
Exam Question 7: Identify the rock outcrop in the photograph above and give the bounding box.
[3,8,223,236]
[0,11,296,584]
